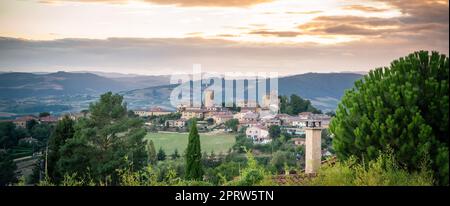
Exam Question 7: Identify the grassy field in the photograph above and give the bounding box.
[145,132,235,154]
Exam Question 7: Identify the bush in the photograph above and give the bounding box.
[305,152,434,186]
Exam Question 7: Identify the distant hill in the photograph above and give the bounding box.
[0,71,363,112]
[0,71,125,98]
[279,73,363,110]
[0,71,171,99]
[122,73,363,111]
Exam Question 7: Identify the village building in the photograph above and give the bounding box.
[181,107,205,119]
[13,115,38,128]
[291,138,306,146]
[211,113,233,124]
[298,112,314,120]
[39,115,59,124]
[245,125,271,144]
[60,112,89,121]
[134,107,172,117]
[235,111,259,123]
[166,118,187,128]
[261,115,281,127]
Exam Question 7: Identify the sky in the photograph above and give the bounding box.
[0,0,448,75]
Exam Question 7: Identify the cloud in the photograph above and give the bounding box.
[297,0,448,47]
[0,36,447,75]
[285,10,322,15]
[341,5,389,12]
[145,0,273,7]
[249,30,302,37]
[41,0,274,7]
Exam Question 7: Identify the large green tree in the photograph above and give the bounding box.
[57,92,147,184]
[279,94,321,115]
[224,119,239,133]
[185,120,203,180]
[0,122,18,149]
[47,115,75,183]
[0,151,17,186]
[330,51,449,185]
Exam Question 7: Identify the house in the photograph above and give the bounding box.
[181,107,205,119]
[235,111,259,123]
[60,112,89,120]
[19,137,38,145]
[291,138,305,146]
[166,118,187,128]
[149,107,173,116]
[134,107,172,117]
[212,113,233,124]
[290,116,307,127]
[134,110,152,117]
[275,114,292,125]
[298,112,313,120]
[13,115,38,128]
[196,121,209,131]
[39,115,59,124]
[246,125,271,144]
[261,115,281,127]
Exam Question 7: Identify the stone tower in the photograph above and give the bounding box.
[204,90,214,108]
[305,125,322,174]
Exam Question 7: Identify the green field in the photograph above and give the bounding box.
[145,132,235,154]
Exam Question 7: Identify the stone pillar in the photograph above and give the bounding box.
[305,128,322,174]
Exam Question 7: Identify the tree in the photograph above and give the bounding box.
[39,112,51,118]
[31,124,52,141]
[26,119,38,131]
[330,51,449,185]
[0,122,18,149]
[225,119,239,133]
[270,151,296,173]
[157,147,166,161]
[57,92,148,184]
[171,149,180,160]
[147,140,157,164]
[268,125,281,139]
[185,119,203,180]
[0,151,17,186]
[47,115,75,183]
[279,94,321,115]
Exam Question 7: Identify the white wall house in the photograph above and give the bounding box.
[245,125,271,144]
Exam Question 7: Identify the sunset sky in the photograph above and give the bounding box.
[0,0,448,75]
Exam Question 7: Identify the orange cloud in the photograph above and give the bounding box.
[249,30,302,37]
[143,0,273,7]
[341,5,389,12]
[41,0,274,7]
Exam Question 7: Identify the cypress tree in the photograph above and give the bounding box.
[185,120,203,180]
[147,140,157,164]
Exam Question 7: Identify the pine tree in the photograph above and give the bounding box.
[147,140,157,164]
[171,148,180,160]
[330,51,449,185]
[157,147,166,161]
[47,115,75,183]
[185,120,203,180]
[57,92,148,184]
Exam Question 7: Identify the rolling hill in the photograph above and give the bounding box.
[0,71,363,113]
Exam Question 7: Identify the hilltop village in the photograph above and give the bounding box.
[132,90,331,145]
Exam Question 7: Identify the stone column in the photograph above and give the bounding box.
[305,128,322,174]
